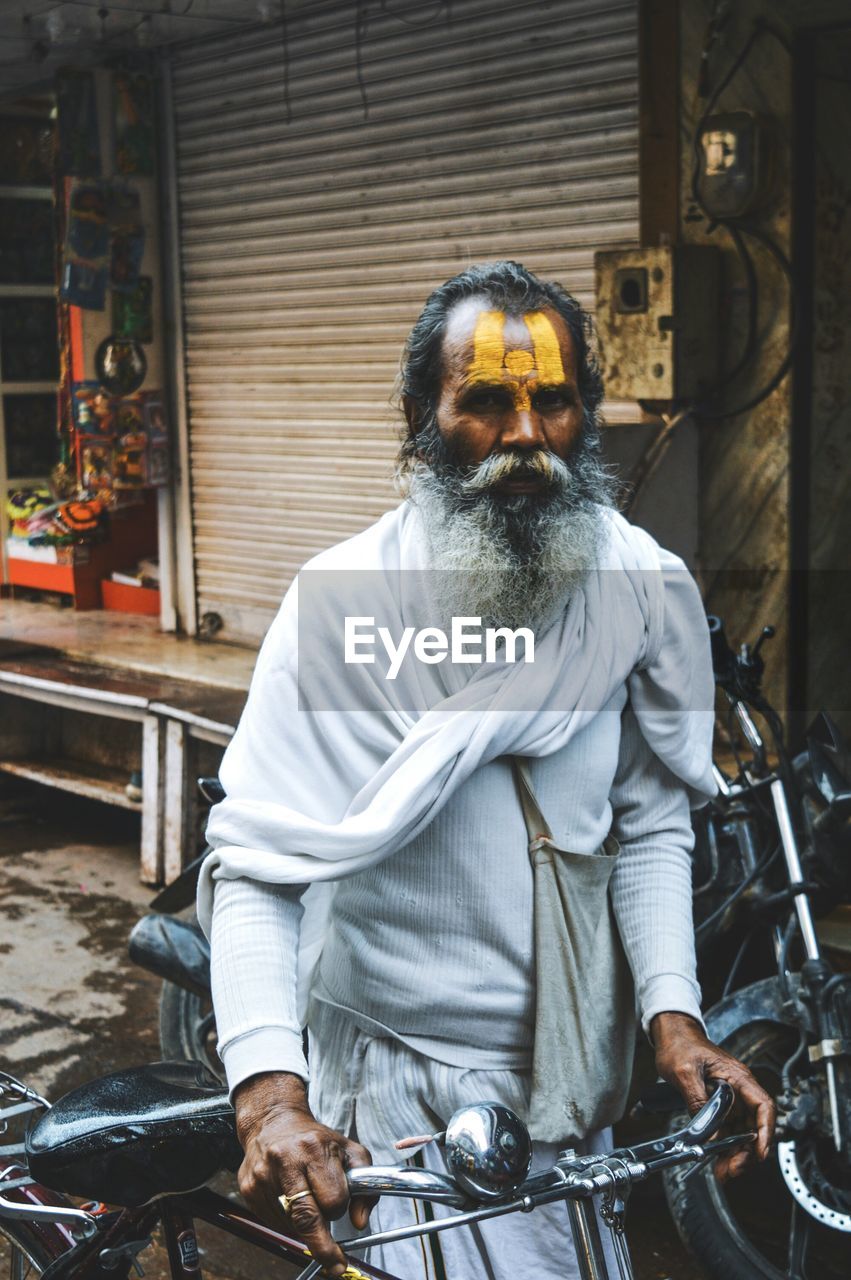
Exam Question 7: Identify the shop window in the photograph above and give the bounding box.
[0,299,59,382]
[0,101,60,580]
[3,394,59,480]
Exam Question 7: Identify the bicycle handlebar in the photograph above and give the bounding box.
[347,1164,466,1207]
[346,1082,740,1208]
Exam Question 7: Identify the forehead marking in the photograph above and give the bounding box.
[504,349,535,376]
[466,309,567,392]
[468,309,506,382]
[524,311,567,383]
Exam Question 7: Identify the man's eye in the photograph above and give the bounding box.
[533,388,575,411]
[465,389,509,410]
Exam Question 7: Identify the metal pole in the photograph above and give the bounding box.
[157,52,198,637]
[566,1199,610,1280]
[770,779,820,959]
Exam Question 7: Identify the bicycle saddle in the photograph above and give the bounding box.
[27,1061,242,1206]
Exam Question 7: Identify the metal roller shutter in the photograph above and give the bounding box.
[171,0,639,643]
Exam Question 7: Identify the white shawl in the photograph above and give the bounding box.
[200,501,716,1018]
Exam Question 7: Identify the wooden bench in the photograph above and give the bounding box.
[0,640,245,885]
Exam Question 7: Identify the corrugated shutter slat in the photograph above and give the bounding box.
[173,0,639,642]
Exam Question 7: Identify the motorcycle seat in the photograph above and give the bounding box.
[26,1061,242,1206]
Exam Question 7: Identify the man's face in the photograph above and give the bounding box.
[431,297,585,497]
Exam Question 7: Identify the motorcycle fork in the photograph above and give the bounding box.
[771,779,847,1154]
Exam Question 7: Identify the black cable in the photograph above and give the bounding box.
[622,407,691,518]
[695,842,780,944]
[690,19,791,216]
[722,930,752,999]
[686,20,798,422]
[697,225,799,421]
[705,223,758,394]
[689,24,770,216]
[822,971,851,1012]
[780,1028,808,1092]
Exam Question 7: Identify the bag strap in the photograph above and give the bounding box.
[511,757,554,847]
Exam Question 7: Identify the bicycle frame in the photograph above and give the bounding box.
[0,1185,396,1280]
[1,1176,614,1280]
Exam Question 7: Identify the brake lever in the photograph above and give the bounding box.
[625,1081,735,1164]
[682,1131,757,1181]
[679,1081,735,1142]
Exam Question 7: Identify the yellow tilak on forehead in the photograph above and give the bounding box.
[524,311,566,384]
[468,309,506,382]
[467,310,566,397]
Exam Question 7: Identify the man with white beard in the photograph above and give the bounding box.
[200,262,774,1278]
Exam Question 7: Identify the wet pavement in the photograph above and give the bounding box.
[0,780,704,1280]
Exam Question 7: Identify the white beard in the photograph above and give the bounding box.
[406,454,608,635]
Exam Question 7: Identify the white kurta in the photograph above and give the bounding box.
[210,699,703,1093]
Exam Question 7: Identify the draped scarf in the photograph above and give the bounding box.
[200,500,716,1019]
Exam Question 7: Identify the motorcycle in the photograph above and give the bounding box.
[663,617,851,1278]
[128,777,222,1080]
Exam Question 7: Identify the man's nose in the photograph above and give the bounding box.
[499,403,546,451]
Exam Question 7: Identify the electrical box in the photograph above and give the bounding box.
[594,246,720,402]
[697,111,774,220]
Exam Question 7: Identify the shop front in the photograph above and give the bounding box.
[2,0,646,644]
[166,0,644,644]
[0,0,650,881]
[0,68,172,620]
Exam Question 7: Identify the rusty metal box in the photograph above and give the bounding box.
[594,246,720,402]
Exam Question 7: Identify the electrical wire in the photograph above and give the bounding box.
[622,406,692,517]
[721,929,753,999]
[822,970,851,1012]
[780,1028,808,1092]
[685,19,799,423]
[699,222,758,399]
[697,224,798,421]
[695,841,780,944]
[625,21,789,508]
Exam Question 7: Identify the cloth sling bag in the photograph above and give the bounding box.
[511,757,637,1143]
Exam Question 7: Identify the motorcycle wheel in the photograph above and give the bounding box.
[664,1021,850,1279]
[158,981,224,1084]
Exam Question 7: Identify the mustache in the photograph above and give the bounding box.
[457,448,571,496]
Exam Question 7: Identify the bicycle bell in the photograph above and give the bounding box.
[444,1101,532,1201]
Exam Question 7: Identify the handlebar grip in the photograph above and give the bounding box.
[707,614,734,679]
[347,1165,467,1207]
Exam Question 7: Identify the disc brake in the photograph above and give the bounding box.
[777,1141,851,1232]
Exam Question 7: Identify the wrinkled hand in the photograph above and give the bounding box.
[234,1072,375,1278]
[650,1012,776,1182]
